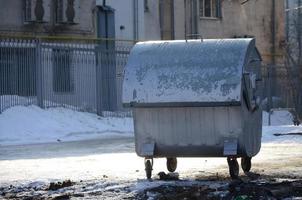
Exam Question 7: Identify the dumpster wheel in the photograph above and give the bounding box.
[144,158,153,179]
[166,157,177,172]
[241,157,252,173]
[227,157,239,179]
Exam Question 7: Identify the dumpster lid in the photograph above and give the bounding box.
[123,39,256,107]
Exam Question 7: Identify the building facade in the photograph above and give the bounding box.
[0,0,139,114]
[148,0,285,65]
[0,0,147,41]
[0,0,96,37]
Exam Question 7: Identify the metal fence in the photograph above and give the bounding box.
[1,36,301,119]
[261,64,302,119]
[0,37,135,116]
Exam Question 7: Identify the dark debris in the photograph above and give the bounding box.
[1,177,302,200]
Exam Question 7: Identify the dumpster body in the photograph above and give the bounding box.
[122,39,262,178]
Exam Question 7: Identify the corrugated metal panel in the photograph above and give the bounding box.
[123,39,255,105]
[134,106,245,157]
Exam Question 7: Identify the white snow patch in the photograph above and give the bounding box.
[262,125,302,144]
[262,110,294,126]
[1,104,301,146]
[262,110,302,144]
[131,179,226,193]
[0,105,134,146]
[0,95,37,111]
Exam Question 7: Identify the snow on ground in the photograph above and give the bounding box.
[0,95,37,110]
[262,125,302,144]
[0,105,133,146]
[0,105,302,146]
[262,110,302,144]
[262,110,294,126]
[0,107,302,198]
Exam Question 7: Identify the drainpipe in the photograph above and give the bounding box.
[297,0,302,117]
[285,0,289,42]
[193,0,198,38]
[298,0,302,66]
[184,0,187,39]
[271,0,276,66]
[171,0,175,39]
[133,0,139,40]
[189,0,193,36]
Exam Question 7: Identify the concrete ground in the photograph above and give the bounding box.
[0,137,302,199]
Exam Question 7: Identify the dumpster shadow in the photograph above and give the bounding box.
[135,173,302,200]
[274,132,302,136]
[1,173,301,199]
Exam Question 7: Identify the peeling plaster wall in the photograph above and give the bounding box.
[176,0,285,65]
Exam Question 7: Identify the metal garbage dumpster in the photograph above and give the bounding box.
[122,39,262,179]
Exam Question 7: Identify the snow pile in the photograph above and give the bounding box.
[0,105,133,146]
[0,105,301,146]
[262,110,302,144]
[262,110,294,126]
[0,95,37,112]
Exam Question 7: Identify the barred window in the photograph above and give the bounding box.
[199,0,221,18]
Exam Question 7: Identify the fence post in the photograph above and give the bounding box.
[96,48,103,116]
[108,41,117,111]
[0,38,1,114]
[36,39,44,109]
[267,64,273,126]
[95,40,118,116]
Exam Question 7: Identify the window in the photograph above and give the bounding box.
[199,0,221,18]
[53,49,74,93]
[54,0,76,24]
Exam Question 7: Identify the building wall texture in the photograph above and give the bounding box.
[0,0,96,37]
[144,0,161,40]
[182,0,286,65]
[97,0,145,41]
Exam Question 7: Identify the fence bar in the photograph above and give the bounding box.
[0,37,133,116]
[36,39,44,108]
[96,46,103,116]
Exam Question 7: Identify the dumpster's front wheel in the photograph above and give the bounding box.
[227,157,239,179]
[166,157,177,172]
[144,158,153,179]
[241,157,252,173]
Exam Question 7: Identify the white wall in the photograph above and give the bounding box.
[144,0,161,40]
[174,0,185,39]
[96,0,145,40]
